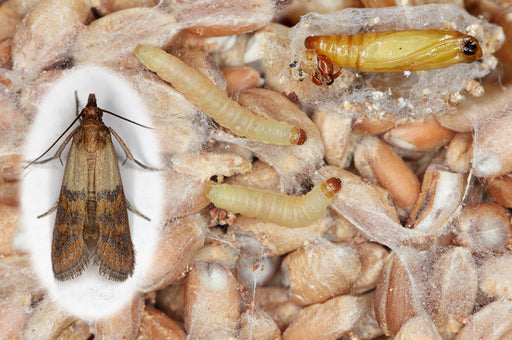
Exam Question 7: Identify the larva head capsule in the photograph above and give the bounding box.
[321,177,342,198]
[290,127,307,145]
[304,36,320,51]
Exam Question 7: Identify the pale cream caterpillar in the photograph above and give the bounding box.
[135,44,307,145]
[205,177,342,228]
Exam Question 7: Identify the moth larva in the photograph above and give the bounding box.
[205,177,341,228]
[304,30,483,74]
[134,44,307,146]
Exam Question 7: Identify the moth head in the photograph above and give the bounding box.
[80,93,103,122]
[87,93,97,107]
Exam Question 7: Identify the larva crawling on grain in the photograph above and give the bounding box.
[304,30,483,80]
[134,44,307,146]
[205,177,342,228]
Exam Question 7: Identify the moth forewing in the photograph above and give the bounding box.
[93,137,134,281]
[52,134,89,280]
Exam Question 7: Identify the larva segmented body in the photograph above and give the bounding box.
[205,177,341,228]
[135,45,306,145]
[305,30,482,73]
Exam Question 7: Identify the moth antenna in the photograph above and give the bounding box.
[25,114,82,169]
[74,91,80,116]
[99,109,153,129]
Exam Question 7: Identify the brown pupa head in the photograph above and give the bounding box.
[461,36,482,60]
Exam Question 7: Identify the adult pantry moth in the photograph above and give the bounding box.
[31,93,152,281]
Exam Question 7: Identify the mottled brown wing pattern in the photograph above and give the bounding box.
[93,136,134,281]
[52,137,89,280]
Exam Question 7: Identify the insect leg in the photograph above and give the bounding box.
[125,197,150,221]
[108,127,158,171]
[37,200,58,218]
[27,127,78,167]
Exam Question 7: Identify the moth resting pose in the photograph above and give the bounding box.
[31,94,152,281]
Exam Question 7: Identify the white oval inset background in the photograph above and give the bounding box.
[20,66,164,320]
